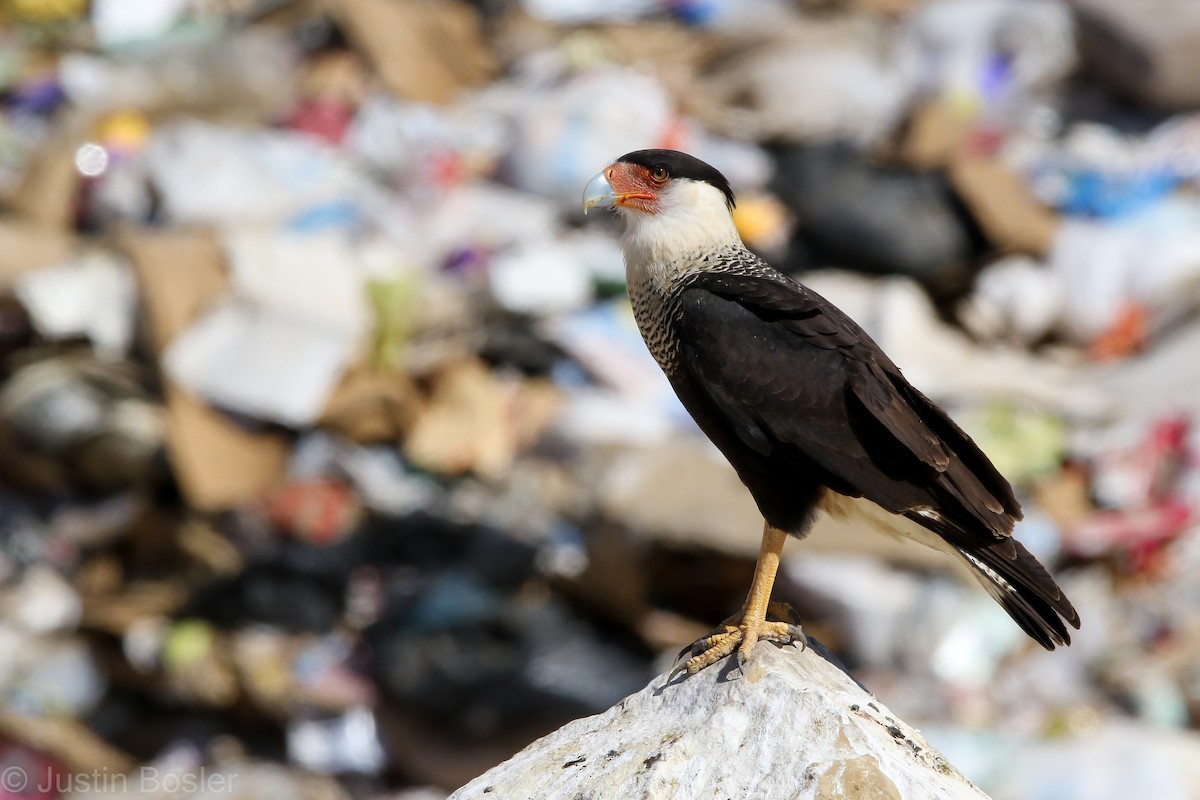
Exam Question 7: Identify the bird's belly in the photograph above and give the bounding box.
[662,372,826,535]
[818,491,959,556]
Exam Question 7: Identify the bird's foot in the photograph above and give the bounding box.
[671,602,805,678]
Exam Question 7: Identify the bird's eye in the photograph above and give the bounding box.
[650,166,669,183]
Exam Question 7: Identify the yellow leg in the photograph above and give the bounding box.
[738,522,789,661]
[673,522,803,676]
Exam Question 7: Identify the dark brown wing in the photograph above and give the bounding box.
[671,271,1079,646]
[674,271,1018,542]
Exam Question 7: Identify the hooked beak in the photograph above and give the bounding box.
[583,163,656,214]
[580,163,657,215]
[582,169,617,214]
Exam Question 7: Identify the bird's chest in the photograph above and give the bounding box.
[626,261,688,371]
[624,247,752,373]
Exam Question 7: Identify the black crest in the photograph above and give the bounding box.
[617,149,736,210]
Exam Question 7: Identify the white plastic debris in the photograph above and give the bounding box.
[564,228,626,288]
[960,193,1200,350]
[1,566,82,634]
[289,432,440,515]
[0,360,164,495]
[165,229,417,427]
[346,94,508,183]
[13,252,138,358]
[0,630,106,716]
[553,389,679,446]
[91,0,190,49]
[959,255,1064,345]
[1050,200,1200,343]
[223,229,376,336]
[1088,318,1200,450]
[59,30,296,115]
[489,238,594,316]
[546,300,677,408]
[419,181,561,266]
[144,120,367,228]
[164,301,357,428]
[521,0,659,24]
[123,616,168,674]
[927,721,1200,800]
[287,706,386,775]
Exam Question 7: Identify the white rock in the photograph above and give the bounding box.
[451,641,988,800]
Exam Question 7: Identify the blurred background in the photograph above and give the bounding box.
[0,0,1199,797]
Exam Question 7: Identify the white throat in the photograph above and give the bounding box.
[619,179,741,289]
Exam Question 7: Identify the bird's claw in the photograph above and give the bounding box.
[670,604,805,678]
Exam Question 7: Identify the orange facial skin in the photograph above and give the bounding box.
[604,161,665,214]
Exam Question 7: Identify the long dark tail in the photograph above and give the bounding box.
[955,539,1080,649]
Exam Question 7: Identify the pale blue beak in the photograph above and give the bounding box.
[582,170,617,214]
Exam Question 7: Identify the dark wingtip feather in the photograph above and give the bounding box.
[957,539,1080,649]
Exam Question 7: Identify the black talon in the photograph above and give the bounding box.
[675,639,705,664]
[668,646,707,681]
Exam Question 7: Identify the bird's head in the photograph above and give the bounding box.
[583,149,739,259]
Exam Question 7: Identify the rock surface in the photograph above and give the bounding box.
[450,640,989,800]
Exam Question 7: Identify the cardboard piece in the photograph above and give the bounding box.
[330,0,494,105]
[1034,465,1096,535]
[851,0,919,12]
[161,383,292,511]
[318,360,422,443]
[6,138,80,230]
[950,156,1060,256]
[0,707,136,775]
[891,99,973,169]
[403,358,559,479]
[119,227,227,350]
[0,219,78,286]
[1076,0,1200,110]
[120,227,289,510]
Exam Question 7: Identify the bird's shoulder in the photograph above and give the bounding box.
[675,257,877,356]
[668,258,883,438]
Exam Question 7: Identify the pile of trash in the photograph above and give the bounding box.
[2,0,1200,797]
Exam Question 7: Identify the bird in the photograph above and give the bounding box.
[583,149,1079,676]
